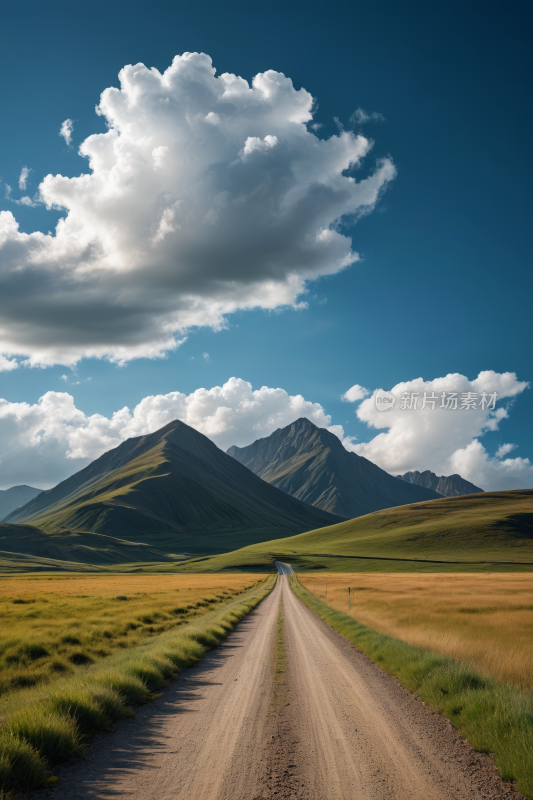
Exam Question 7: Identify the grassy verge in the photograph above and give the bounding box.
[269,591,286,716]
[0,576,276,796]
[290,575,533,799]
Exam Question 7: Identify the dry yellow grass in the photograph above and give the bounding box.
[298,573,533,690]
[0,572,257,599]
[0,573,259,699]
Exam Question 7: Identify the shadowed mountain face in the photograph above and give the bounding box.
[397,470,483,497]
[0,485,43,521]
[227,418,441,519]
[4,420,341,557]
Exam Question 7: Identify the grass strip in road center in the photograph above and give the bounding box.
[290,575,533,800]
[273,592,286,699]
[0,575,276,796]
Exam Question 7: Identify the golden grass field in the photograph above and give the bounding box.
[298,572,533,691]
[0,573,259,700]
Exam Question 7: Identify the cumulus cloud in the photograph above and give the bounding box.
[0,373,530,492]
[0,378,336,488]
[0,53,395,369]
[351,371,532,491]
[59,119,74,146]
[350,108,385,125]
[18,167,31,191]
[342,384,369,402]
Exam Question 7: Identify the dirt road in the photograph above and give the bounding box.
[35,576,521,800]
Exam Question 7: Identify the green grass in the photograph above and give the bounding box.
[0,576,276,795]
[289,575,533,799]
[0,576,258,698]
[177,489,533,573]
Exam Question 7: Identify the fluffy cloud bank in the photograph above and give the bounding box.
[0,372,529,493]
[0,53,395,370]
[349,371,532,490]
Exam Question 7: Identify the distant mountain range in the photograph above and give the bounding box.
[396,470,483,497]
[0,485,42,521]
[4,419,340,560]
[227,418,441,518]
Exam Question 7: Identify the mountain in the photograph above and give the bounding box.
[4,419,341,558]
[396,470,483,497]
[0,485,43,521]
[178,489,533,573]
[226,418,441,519]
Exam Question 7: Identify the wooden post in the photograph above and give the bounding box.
[349,586,351,611]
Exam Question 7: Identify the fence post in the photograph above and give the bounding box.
[349,586,351,611]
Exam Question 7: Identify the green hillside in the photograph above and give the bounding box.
[0,523,178,572]
[177,489,533,573]
[227,417,441,518]
[2,420,341,567]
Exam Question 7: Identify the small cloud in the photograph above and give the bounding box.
[0,355,18,372]
[203,352,211,362]
[4,180,38,207]
[342,384,369,403]
[61,373,91,386]
[350,107,385,126]
[311,122,324,131]
[496,443,517,458]
[19,166,31,191]
[60,119,74,147]
[333,117,344,133]
[17,196,37,207]
[318,296,328,305]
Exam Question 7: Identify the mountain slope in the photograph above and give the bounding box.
[397,470,483,497]
[0,485,43,521]
[5,419,341,557]
[227,418,441,519]
[179,489,533,572]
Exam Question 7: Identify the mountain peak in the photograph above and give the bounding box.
[227,420,441,518]
[292,417,317,429]
[397,470,483,497]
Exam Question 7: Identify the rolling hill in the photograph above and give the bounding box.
[397,470,483,497]
[0,523,176,571]
[178,489,533,573]
[227,418,441,518]
[3,419,341,561]
[0,485,42,521]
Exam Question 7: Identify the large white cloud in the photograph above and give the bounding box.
[1,372,529,493]
[0,52,395,370]
[350,371,532,491]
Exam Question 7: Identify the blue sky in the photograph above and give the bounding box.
[0,0,531,490]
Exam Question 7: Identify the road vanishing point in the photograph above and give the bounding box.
[36,567,521,800]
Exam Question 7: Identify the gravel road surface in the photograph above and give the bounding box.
[35,576,522,800]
